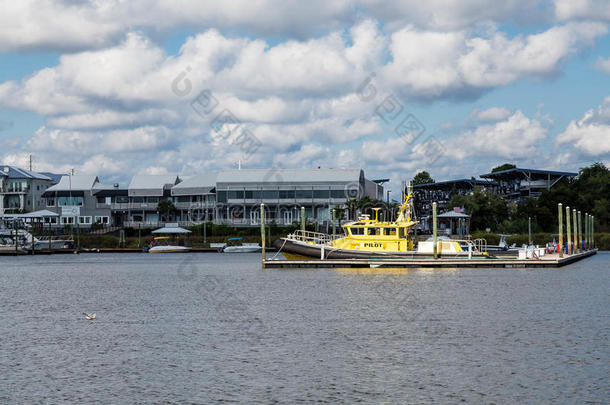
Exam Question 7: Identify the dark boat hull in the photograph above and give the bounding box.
[273,238,493,260]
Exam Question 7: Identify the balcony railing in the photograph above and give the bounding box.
[95,202,215,210]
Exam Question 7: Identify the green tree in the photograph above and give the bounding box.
[412,171,435,185]
[449,187,509,231]
[492,163,516,173]
[157,200,176,222]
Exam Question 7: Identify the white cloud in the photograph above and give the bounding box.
[554,0,610,22]
[595,57,610,74]
[445,110,549,160]
[557,96,610,156]
[383,22,608,98]
[476,107,513,121]
[3,1,609,53]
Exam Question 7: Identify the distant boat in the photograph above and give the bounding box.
[221,237,262,253]
[83,312,96,320]
[146,224,192,253]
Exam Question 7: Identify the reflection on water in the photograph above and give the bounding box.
[0,252,608,403]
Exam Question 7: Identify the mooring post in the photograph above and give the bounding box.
[528,217,532,246]
[260,203,266,266]
[558,203,563,258]
[433,202,438,260]
[203,221,207,245]
[584,213,589,250]
[301,206,305,240]
[331,208,336,239]
[578,211,582,252]
[14,219,18,253]
[566,206,571,254]
[573,209,578,254]
[591,215,597,249]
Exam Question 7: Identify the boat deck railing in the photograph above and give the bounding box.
[288,230,344,245]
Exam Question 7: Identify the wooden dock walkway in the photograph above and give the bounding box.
[263,250,598,269]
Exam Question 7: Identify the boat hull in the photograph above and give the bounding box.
[274,238,485,260]
[148,246,192,253]
[222,246,262,253]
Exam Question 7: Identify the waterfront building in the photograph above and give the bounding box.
[126,174,181,226]
[413,178,497,221]
[43,175,115,227]
[214,169,383,226]
[480,167,577,204]
[0,165,59,215]
[412,179,494,233]
[170,174,216,223]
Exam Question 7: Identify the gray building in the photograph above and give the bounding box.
[0,165,59,214]
[126,174,181,226]
[171,174,216,223]
[214,169,383,225]
[480,167,577,204]
[43,175,115,227]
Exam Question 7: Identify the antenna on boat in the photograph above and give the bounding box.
[372,208,381,222]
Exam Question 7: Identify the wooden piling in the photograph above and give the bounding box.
[566,206,571,254]
[558,203,563,258]
[260,204,266,267]
[573,209,578,254]
[433,202,438,260]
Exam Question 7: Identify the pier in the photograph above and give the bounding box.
[263,250,598,269]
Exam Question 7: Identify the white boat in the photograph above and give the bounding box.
[146,224,192,254]
[148,244,192,253]
[220,238,262,253]
[0,221,72,250]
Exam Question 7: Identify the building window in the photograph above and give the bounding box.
[61,216,75,224]
[331,190,345,199]
[228,190,244,200]
[279,190,295,199]
[350,227,364,235]
[46,198,55,207]
[58,196,83,206]
[295,190,312,199]
[79,216,92,224]
[94,216,109,224]
[384,228,396,236]
[313,190,330,199]
[116,196,129,203]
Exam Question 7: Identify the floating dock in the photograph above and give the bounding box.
[263,250,598,269]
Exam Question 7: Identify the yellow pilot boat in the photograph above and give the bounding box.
[275,186,469,260]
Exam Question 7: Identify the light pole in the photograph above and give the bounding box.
[386,190,392,221]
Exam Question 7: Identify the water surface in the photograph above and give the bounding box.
[1,252,608,403]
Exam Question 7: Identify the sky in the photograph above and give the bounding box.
[0,0,609,197]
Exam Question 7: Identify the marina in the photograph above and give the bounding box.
[264,249,598,268]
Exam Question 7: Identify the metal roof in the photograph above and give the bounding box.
[216,169,363,184]
[1,209,60,219]
[38,172,65,184]
[152,223,192,234]
[171,174,216,196]
[481,167,577,180]
[46,175,100,191]
[414,179,497,189]
[0,165,53,180]
[438,211,470,218]
[129,174,180,189]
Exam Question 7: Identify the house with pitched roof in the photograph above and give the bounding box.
[0,165,60,214]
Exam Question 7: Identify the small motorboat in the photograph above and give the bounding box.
[83,312,96,320]
[221,237,262,253]
[146,223,192,253]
